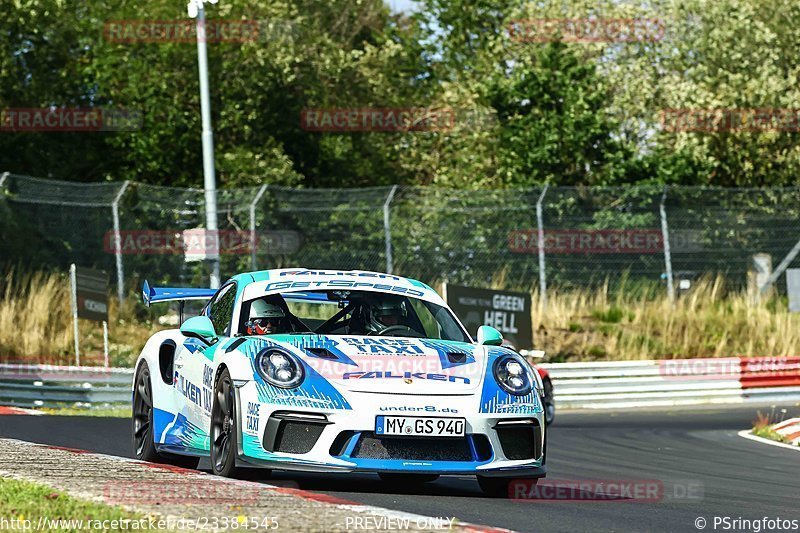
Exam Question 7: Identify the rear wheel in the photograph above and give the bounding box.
[211,368,239,477]
[132,364,159,462]
[132,363,199,469]
[378,473,440,484]
[477,476,538,498]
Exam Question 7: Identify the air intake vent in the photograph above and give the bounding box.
[272,421,325,454]
[494,419,543,460]
[306,347,338,359]
[263,412,330,454]
[329,431,357,457]
[352,433,472,461]
[446,352,467,364]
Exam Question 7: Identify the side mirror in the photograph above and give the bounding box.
[180,316,218,344]
[477,325,503,346]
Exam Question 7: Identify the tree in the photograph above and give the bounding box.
[491,42,623,186]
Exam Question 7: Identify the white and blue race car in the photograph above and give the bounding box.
[133,269,547,496]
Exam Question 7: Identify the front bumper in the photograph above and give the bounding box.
[233,382,547,478]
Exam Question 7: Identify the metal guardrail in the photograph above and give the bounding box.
[1,358,798,411]
[0,364,132,409]
[540,357,800,409]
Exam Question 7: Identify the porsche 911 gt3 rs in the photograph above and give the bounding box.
[132,269,547,496]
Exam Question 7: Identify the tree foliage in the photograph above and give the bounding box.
[1,0,799,188]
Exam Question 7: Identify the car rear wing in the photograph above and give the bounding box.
[142,280,217,307]
[142,280,218,324]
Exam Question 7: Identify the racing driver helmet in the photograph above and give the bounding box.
[246,299,290,335]
[365,296,408,333]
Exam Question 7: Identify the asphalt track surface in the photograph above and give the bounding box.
[1,405,798,533]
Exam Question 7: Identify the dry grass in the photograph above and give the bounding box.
[530,276,800,361]
[0,269,72,362]
[0,269,159,366]
[3,270,800,366]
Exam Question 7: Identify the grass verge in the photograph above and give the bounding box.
[0,477,144,532]
[752,409,795,445]
[37,406,131,418]
[751,426,790,443]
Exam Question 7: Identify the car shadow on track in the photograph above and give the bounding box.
[197,461,482,498]
[274,472,481,497]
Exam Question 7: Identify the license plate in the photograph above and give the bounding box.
[375,416,466,437]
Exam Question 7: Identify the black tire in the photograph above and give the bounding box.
[132,363,160,462]
[542,378,555,426]
[378,473,440,484]
[211,367,239,477]
[132,363,199,469]
[478,476,538,498]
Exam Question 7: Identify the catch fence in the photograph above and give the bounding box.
[2,172,800,301]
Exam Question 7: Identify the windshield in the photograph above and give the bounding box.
[239,290,470,342]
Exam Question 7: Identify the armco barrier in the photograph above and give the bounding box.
[1,358,799,411]
[539,356,800,409]
[0,364,132,408]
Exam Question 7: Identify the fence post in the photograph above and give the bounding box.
[249,185,268,270]
[761,239,800,296]
[536,184,549,309]
[111,181,130,305]
[69,264,80,366]
[383,185,399,274]
[660,186,675,302]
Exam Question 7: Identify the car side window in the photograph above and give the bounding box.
[407,298,441,338]
[207,283,237,336]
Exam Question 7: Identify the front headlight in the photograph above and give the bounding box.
[256,348,304,389]
[493,353,534,396]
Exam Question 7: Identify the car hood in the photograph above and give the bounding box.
[265,334,486,395]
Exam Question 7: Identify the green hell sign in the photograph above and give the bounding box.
[444,283,533,350]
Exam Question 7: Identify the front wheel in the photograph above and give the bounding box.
[132,362,199,469]
[477,476,538,498]
[211,368,239,477]
[542,378,555,426]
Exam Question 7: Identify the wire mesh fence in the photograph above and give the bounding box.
[2,172,800,300]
